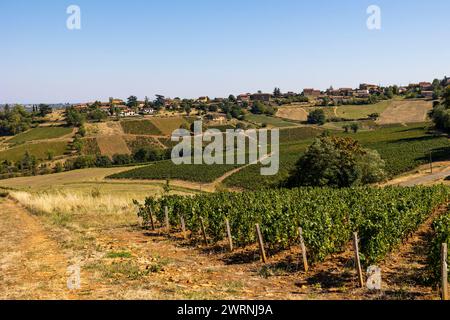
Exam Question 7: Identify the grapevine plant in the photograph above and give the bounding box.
[139,186,450,265]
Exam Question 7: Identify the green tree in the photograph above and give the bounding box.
[65,107,86,127]
[250,101,266,114]
[273,87,282,97]
[88,108,107,122]
[286,136,386,188]
[350,123,360,133]
[430,86,450,132]
[127,96,138,108]
[228,95,236,102]
[95,155,112,167]
[307,109,326,125]
[38,104,52,117]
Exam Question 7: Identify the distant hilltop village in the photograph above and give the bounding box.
[2,77,449,116]
[62,77,449,118]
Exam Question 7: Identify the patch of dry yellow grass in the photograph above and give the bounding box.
[10,191,138,229]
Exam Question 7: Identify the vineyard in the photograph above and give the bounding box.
[430,210,450,282]
[111,160,241,183]
[224,123,450,189]
[121,120,163,136]
[137,186,450,268]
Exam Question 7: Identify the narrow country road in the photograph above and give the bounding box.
[385,161,450,187]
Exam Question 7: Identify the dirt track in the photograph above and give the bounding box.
[0,199,71,299]
[384,161,450,187]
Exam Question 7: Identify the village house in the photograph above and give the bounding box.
[73,103,88,111]
[355,90,370,98]
[197,96,210,104]
[399,87,408,94]
[205,113,227,123]
[141,108,154,115]
[250,93,271,102]
[111,99,124,105]
[120,109,138,117]
[419,82,432,91]
[283,91,297,98]
[237,94,251,103]
[303,88,321,98]
[359,83,379,90]
[338,88,354,97]
[421,91,434,99]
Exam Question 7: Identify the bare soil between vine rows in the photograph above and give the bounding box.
[0,198,443,300]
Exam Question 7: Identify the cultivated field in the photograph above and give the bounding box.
[96,136,131,157]
[0,141,69,162]
[150,117,189,135]
[7,127,74,145]
[0,167,197,198]
[121,120,163,136]
[276,107,309,122]
[244,114,299,128]
[377,99,433,124]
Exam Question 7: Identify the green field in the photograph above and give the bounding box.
[244,114,299,128]
[335,99,392,119]
[121,120,162,135]
[8,127,73,144]
[150,117,189,135]
[0,141,69,162]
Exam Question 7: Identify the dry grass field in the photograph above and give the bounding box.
[85,122,125,137]
[377,99,433,124]
[276,107,309,121]
[96,136,131,157]
[0,167,197,198]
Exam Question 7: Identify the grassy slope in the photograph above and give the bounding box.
[8,127,73,144]
[244,114,299,128]
[150,117,188,135]
[120,120,162,135]
[0,141,69,162]
[0,167,196,198]
[336,99,392,119]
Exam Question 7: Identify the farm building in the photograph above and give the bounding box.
[303,88,321,97]
[250,93,271,102]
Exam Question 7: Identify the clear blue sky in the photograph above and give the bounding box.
[1,0,449,104]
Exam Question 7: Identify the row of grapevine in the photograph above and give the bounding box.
[429,211,450,283]
[137,186,450,264]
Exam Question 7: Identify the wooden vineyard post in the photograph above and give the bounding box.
[200,217,208,245]
[353,232,364,288]
[180,215,187,239]
[225,219,233,252]
[430,151,433,174]
[255,224,267,264]
[442,243,448,301]
[164,206,170,234]
[149,208,155,231]
[298,227,309,273]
